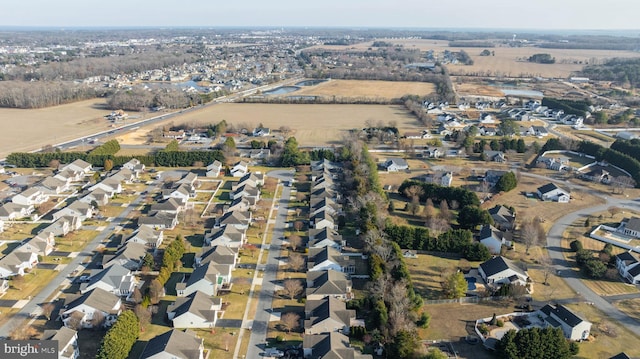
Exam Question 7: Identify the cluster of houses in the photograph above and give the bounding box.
[138,171,197,230]
[303,159,371,359]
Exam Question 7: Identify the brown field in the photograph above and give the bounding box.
[292,79,435,99]
[0,99,140,157]
[311,39,640,78]
[144,103,420,146]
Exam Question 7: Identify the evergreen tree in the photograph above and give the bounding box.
[495,171,517,192]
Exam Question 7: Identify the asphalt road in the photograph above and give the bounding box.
[0,179,159,338]
[244,170,294,359]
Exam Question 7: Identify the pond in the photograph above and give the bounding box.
[295,79,327,86]
[262,86,300,95]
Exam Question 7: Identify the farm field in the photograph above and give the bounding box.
[0,98,138,157]
[145,103,420,146]
[311,39,640,78]
[292,79,435,99]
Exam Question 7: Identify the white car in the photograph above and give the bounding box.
[264,348,284,358]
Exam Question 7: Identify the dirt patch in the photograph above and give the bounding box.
[292,79,435,99]
[115,128,151,145]
[455,83,505,98]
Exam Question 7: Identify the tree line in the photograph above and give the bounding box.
[541,97,591,118]
[88,139,121,156]
[96,310,139,359]
[398,180,480,208]
[0,81,102,109]
[581,58,640,88]
[6,149,224,168]
[384,225,491,261]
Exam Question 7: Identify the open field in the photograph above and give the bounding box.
[292,79,435,99]
[138,103,420,146]
[0,98,141,158]
[312,39,640,78]
[406,254,482,300]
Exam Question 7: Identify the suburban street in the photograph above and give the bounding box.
[243,170,293,359]
[0,180,159,338]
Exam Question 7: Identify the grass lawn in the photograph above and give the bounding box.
[583,279,638,297]
[55,230,100,252]
[193,191,213,203]
[0,223,41,240]
[563,302,640,359]
[613,298,640,323]
[5,269,59,300]
[528,268,578,301]
[197,180,222,191]
[405,254,482,300]
[100,204,127,218]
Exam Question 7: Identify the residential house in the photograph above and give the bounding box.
[194,246,238,278]
[52,201,93,221]
[163,130,186,139]
[0,279,9,296]
[138,211,179,230]
[17,232,55,257]
[539,304,591,341]
[488,205,516,230]
[89,178,122,197]
[531,126,549,137]
[304,296,356,335]
[0,219,3,233]
[0,203,34,220]
[479,125,497,136]
[478,224,512,255]
[306,270,353,301]
[60,288,122,329]
[42,327,79,359]
[206,160,222,178]
[79,188,110,207]
[80,264,138,299]
[537,156,570,171]
[619,217,640,238]
[308,247,355,274]
[176,261,223,297]
[483,150,506,163]
[140,329,204,359]
[0,251,39,278]
[615,251,640,284]
[101,242,146,270]
[150,198,185,215]
[37,176,69,194]
[423,147,442,159]
[215,210,251,230]
[167,291,222,328]
[231,184,260,205]
[233,172,265,189]
[309,228,344,250]
[312,211,336,231]
[205,225,245,247]
[310,198,340,217]
[441,172,453,187]
[226,197,251,213]
[302,332,371,359]
[55,169,84,183]
[161,183,192,203]
[124,226,164,250]
[230,161,249,177]
[479,113,496,124]
[580,168,611,184]
[177,172,198,189]
[479,256,529,289]
[59,159,92,174]
[12,188,49,206]
[381,158,409,172]
[122,158,145,174]
[537,183,570,203]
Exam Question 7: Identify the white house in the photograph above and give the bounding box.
[59,159,92,174]
[381,158,409,172]
[479,256,529,289]
[12,188,49,206]
[80,264,139,299]
[124,226,164,250]
[539,304,591,341]
[140,329,204,359]
[176,261,222,297]
[0,251,39,278]
[615,251,640,284]
[60,288,122,329]
[167,290,222,328]
[42,327,79,359]
[478,224,512,255]
[537,183,570,203]
[304,296,356,335]
[230,161,249,177]
[307,247,355,273]
[206,160,222,178]
[52,201,93,221]
[0,203,35,220]
[618,217,640,239]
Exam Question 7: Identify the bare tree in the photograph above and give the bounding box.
[280,312,301,333]
[422,198,435,220]
[539,254,554,286]
[520,219,540,255]
[91,310,106,330]
[223,332,233,351]
[282,279,303,300]
[428,216,450,237]
[149,279,164,305]
[293,220,304,232]
[65,312,83,331]
[289,235,302,252]
[134,304,151,332]
[279,125,292,137]
[288,253,305,272]
[438,200,451,221]
[42,302,56,321]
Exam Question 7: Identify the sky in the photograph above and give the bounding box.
[4,0,640,30]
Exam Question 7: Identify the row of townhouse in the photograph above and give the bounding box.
[139,170,198,230]
[303,160,372,359]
